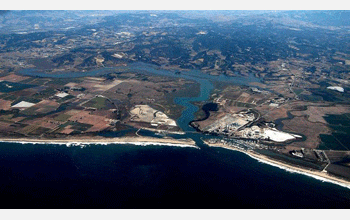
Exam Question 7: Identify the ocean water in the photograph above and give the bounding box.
[0,142,349,208]
[12,63,350,208]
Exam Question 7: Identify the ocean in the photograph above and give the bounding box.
[10,63,350,208]
[0,141,349,208]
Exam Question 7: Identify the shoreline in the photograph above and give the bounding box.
[205,141,350,190]
[2,135,349,189]
[0,136,199,149]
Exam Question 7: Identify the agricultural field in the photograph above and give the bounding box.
[0,71,195,138]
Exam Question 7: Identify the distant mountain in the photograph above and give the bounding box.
[285,10,350,27]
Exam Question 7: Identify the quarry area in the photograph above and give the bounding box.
[129,104,178,128]
[192,80,350,180]
[240,126,301,142]
[192,109,301,143]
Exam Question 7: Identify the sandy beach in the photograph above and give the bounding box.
[2,134,349,188]
[0,136,198,148]
[205,141,350,189]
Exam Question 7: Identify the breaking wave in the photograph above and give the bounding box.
[216,145,350,190]
[0,140,200,149]
[247,153,350,190]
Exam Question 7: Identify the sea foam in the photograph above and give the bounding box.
[0,140,200,149]
[214,144,350,190]
[244,150,350,190]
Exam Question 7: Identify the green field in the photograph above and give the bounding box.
[83,96,108,109]
[318,113,350,151]
[0,81,34,93]
[57,94,75,103]
[293,88,304,96]
[54,114,72,122]
[32,87,57,99]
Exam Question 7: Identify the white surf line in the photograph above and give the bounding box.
[118,141,200,149]
[210,144,350,190]
[0,140,200,149]
[245,153,350,190]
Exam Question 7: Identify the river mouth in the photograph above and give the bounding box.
[18,62,262,146]
[11,63,350,198]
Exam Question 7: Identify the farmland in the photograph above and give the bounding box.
[0,71,196,138]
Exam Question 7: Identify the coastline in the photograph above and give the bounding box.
[205,141,350,190]
[0,136,199,149]
[2,134,349,189]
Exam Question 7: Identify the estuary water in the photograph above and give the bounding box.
[2,63,349,208]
